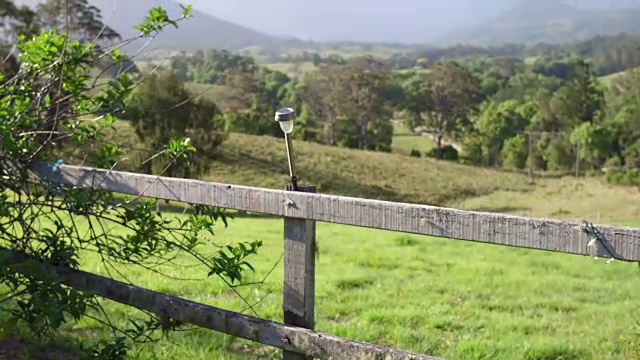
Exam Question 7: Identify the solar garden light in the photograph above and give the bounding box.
[275,107,298,190]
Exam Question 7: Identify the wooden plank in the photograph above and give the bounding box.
[32,163,640,261]
[283,184,316,360]
[3,249,441,360]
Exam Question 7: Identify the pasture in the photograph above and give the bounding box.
[599,70,628,87]
[391,122,436,156]
[3,177,640,360]
[6,123,640,359]
[104,120,530,206]
[263,62,318,77]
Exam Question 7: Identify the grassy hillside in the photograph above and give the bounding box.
[15,0,287,52]
[107,120,640,220]
[263,61,318,77]
[599,68,635,87]
[106,120,533,206]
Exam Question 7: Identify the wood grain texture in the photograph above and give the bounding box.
[3,250,441,360]
[283,184,316,360]
[33,163,640,261]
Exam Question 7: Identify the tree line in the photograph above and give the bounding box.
[390,33,640,77]
[5,0,640,185]
[162,46,640,180]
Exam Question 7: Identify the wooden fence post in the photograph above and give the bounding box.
[283,183,316,360]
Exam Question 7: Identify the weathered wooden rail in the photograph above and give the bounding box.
[26,163,640,359]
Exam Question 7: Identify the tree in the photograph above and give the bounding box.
[338,56,395,151]
[300,66,346,146]
[37,0,120,44]
[501,134,529,169]
[400,73,431,132]
[0,6,260,358]
[606,101,640,168]
[570,122,614,170]
[178,49,259,84]
[473,100,524,166]
[219,67,294,137]
[301,57,395,151]
[493,71,562,103]
[125,70,227,178]
[424,61,484,159]
[1,0,41,40]
[0,0,40,78]
[36,0,139,77]
[549,60,605,129]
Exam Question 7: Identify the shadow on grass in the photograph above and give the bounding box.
[393,133,422,137]
[218,150,411,203]
[157,202,278,220]
[470,206,531,214]
[0,335,82,360]
[0,311,85,360]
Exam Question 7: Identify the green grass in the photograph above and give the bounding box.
[241,45,413,63]
[182,82,235,111]
[599,71,627,87]
[264,62,318,77]
[5,186,640,359]
[598,68,638,88]
[394,68,432,74]
[105,120,531,206]
[391,122,436,156]
[196,134,530,206]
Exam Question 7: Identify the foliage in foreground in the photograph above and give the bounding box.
[0,4,261,359]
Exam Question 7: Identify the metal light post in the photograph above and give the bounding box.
[275,107,318,360]
[275,107,298,190]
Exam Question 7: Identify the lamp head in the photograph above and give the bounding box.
[275,107,296,134]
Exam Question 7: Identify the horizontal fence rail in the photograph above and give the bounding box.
[33,163,640,262]
[3,250,440,360]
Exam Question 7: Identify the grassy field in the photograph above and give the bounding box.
[5,123,640,359]
[599,71,627,87]
[241,44,413,63]
[391,122,436,156]
[263,62,318,77]
[4,177,640,360]
[105,120,529,206]
[598,68,639,88]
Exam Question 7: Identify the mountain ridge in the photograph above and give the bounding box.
[13,0,296,51]
[11,0,640,50]
[436,0,640,45]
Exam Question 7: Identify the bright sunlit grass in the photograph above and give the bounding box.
[5,208,640,360]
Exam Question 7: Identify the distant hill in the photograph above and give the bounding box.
[437,0,640,46]
[14,0,296,52]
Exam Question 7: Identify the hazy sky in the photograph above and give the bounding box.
[189,0,509,43]
[185,0,640,43]
[17,0,640,43]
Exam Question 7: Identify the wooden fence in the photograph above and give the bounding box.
[23,163,640,359]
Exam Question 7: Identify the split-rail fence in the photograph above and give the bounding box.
[15,163,640,359]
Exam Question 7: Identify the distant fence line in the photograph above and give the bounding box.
[16,163,640,359]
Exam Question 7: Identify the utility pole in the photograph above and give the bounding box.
[575,138,581,178]
[527,131,533,180]
[524,130,540,180]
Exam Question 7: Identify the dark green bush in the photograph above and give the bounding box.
[427,145,459,161]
